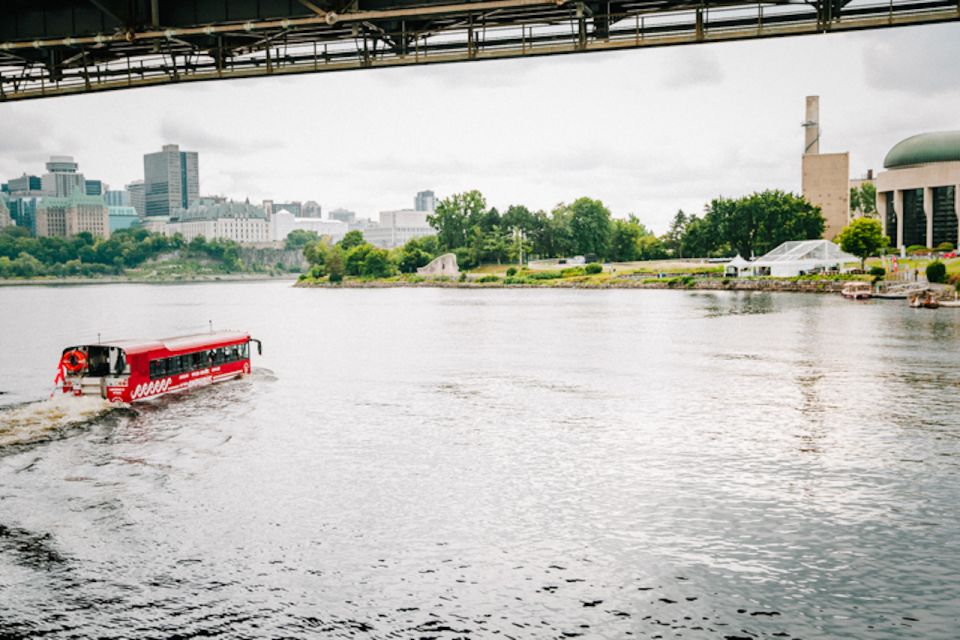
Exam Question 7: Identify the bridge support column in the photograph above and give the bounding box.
[924,186,934,248]
[894,189,904,248]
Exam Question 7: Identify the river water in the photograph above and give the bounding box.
[0,282,958,639]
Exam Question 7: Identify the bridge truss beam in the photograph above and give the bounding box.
[1,0,958,101]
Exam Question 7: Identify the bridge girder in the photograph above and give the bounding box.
[1,0,958,101]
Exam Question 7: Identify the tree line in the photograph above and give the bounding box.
[0,226,244,277]
[302,230,420,281]
[299,189,827,281]
[425,189,825,264]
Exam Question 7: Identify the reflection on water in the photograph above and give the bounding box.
[0,284,958,639]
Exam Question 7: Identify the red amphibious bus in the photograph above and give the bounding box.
[57,331,262,403]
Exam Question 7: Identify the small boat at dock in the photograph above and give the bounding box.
[56,331,262,403]
[841,282,872,300]
[908,291,940,309]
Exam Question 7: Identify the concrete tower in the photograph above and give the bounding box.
[801,96,849,240]
[804,96,820,155]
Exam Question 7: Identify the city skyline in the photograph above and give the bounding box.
[0,23,958,232]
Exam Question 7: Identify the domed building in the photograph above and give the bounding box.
[875,131,960,249]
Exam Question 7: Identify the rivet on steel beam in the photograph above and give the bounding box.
[326,12,339,26]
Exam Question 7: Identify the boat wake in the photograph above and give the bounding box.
[0,395,125,448]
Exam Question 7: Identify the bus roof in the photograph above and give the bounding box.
[79,331,251,356]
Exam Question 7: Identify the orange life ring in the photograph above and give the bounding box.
[62,349,87,373]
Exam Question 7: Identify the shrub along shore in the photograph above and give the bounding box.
[295,269,854,293]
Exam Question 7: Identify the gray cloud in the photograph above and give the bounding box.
[0,106,82,178]
[660,48,724,88]
[158,117,280,154]
[863,24,960,95]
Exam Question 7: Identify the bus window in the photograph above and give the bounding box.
[240,343,249,358]
[111,348,127,375]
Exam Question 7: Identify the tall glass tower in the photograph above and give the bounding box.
[143,144,199,217]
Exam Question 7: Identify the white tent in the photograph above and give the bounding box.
[724,254,752,277]
[748,240,857,277]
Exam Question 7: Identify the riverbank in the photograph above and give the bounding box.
[295,276,852,293]
[0,273,298,286]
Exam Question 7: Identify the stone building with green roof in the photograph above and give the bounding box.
[35,189,110,239]
[166,199,270,244]
[875,131,960,249]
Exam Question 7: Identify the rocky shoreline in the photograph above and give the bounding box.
[294,277,850,293]
[0,273,298,286]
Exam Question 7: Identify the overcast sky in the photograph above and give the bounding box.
[1,22,958,232]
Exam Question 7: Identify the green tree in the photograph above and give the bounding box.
[481,227,510,264]
[326,245,346,282]
[304,238,331,268]
[507,227,534,265]
[569,197,612,259]
[285,229,320,250]
[708,190,825,258]
[428,191,487,251]
[836,217,889,269]
[361,247,394,278]
[339,230,366,251]
[501,205,537,234]
[850,183,878,218]
[662,210,688,258]
[926,259,947,284]
[345,242,374,276]
[680,214,725,258]
[609,217,645,262]
[397,237,433,273]
[638,234,668,260]
[11,252,42,277]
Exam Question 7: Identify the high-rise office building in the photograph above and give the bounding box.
[143,144,199,217]
[105,190,130,207]
[272,201,302,217]
[126,180,145,217]
[329,207,357,224]
[6,197,41,233]
[85,180,106,196]
[415,190,436,212]
[303,200,322,218]
[41,155,86,197]
[6,174,42,197]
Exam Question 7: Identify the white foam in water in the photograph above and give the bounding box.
[0,395,118,447]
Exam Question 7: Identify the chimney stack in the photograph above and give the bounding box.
[804,96,820,155]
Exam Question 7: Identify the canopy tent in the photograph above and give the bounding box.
[748,240,857,277]
[724,254,752,277]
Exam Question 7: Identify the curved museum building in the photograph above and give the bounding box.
[876,131,960,249]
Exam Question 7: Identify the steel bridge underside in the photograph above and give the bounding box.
[1,0,958,101]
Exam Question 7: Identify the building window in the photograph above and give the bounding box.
[902,189,925,248]
[933,186,957,248]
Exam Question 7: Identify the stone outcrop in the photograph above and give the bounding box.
[417,253,459,277]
